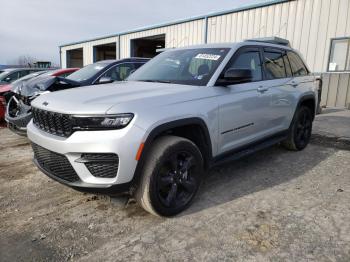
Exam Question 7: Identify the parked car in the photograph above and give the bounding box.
[6,58,148,135]
[0,71,49,102]
[27,38,318,216]
[4,68,78,133]
[0,69,78,123]
[0,96,6,123]
[0,71,49,122]
[0,68,44,86]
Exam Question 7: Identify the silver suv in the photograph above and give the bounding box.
[27,38,318,216]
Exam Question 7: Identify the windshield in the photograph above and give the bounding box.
[128,48,230,86]
[66,63,110,82]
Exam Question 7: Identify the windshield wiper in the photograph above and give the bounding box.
[139,80,173,84]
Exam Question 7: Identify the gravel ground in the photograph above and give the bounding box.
[0,123,349,261]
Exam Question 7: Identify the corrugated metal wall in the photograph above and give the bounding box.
[61,36,118,68]
[60,0,350,108]
[61,0,350,73]
[206,0,350,73]
[321,73,350,108]
[119,19,204,58]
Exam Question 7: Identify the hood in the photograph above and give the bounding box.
[13,75,79,97]
[31,81,209,115]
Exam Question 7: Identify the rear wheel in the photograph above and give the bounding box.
[135,136,203,217]
[282,106,313,151]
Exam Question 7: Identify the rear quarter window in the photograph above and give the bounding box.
[287,51,308,76]
[263,51,286,79]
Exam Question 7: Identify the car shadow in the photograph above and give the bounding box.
[180,144,335,216]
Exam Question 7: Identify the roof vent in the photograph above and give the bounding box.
[245,37,290,47]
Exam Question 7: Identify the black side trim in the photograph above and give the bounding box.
[212,130,288,166]
[221,122,254,134]
[132,118,212,186]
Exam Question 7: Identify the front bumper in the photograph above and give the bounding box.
[27,121,146,193]
[5,112,32,136]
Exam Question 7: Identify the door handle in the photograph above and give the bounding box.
[257,86,269,93]
[290,81,298,88]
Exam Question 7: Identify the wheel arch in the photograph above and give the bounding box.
[131,117,213,187]
[297,94,316,120]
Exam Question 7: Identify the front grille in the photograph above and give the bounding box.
[7,112,33,128]
[80,153,119,178]
[32,107,73,137]
[32,143,80,182]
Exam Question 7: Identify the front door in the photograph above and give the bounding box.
[215,47,271,154]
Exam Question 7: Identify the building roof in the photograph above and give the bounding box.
[60,0,289,48]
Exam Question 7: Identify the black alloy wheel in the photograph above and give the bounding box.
[294,107,312,149]
[156,151,198,208]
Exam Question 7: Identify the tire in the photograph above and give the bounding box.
[282,106,313,151]
[135,135,204,217]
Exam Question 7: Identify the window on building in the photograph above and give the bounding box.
[328,38,350,72]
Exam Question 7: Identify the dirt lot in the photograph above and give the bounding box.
[0,121,349,261]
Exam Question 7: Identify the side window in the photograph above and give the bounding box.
[19,70,30,78]
[4,72,20,83]
[102,63,135,81]
[263,51,286,79]
[283,52,293,77]
[227,50,263,82]
[287,51,308,76]
[134,63,144,70]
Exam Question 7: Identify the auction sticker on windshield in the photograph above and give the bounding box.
[195,54,221,60]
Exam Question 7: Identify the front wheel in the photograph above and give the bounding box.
[282,106,313,151]
[135,136,203,217]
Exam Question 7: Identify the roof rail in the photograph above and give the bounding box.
[245,37,290,47]
[156,47,175,53]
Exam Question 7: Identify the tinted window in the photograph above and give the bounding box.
[67,62,110,82]
[18,70,30,78]
[264,51,286,79]
[283,53,293,77]
[227,51,262,81]
[102,63,135,81]
[287,51,308,76]
[134,62,145,70]
[1,71,20,83]
[128,48,230,86]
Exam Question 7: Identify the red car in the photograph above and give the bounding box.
[0,68,78,122]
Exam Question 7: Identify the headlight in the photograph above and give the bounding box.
[72,113,134,130]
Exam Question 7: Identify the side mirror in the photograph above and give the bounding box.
[217,68,252,86]
[4,77,11,83]
[98,76,113,84]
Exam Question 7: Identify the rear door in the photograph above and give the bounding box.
[258,48,296,132]
[287,51,315,104]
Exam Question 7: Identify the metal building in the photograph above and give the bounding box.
[60,0,350,108]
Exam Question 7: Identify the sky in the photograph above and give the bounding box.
[0,0,265,65]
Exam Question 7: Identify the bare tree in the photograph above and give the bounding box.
[13,55,37,67]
